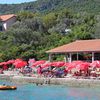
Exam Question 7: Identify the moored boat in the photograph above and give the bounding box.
[0,85,17,90]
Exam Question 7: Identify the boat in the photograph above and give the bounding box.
[0,85,17,90]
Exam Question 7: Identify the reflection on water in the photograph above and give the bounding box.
[0,80,100,100]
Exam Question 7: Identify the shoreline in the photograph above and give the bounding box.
[0,75,100,88]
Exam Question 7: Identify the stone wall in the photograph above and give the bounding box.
[0,75,100,88]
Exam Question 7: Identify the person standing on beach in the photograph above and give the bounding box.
[37,65,42,76]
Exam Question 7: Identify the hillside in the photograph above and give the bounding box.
[0,0,99,61]
[0,0,100,14]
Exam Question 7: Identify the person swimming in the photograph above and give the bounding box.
[36,83,43,86]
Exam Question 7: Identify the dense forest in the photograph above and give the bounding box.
[0,0,100,14]
[0,0,100,62]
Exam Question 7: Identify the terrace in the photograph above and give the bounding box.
[46,39,100,63]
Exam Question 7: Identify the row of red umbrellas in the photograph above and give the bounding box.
[30,60,100,72]
[65,61,90,71]
[0,59,100,70]
[65,61,100,71]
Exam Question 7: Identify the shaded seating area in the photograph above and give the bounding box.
[46,39,100,63]
[0,58,100,79]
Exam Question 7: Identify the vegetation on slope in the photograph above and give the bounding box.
[0,8,97,61]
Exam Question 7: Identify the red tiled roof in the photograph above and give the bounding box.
[46,39,100,53]
[0,14,16,21]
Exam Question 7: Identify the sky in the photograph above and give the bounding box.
[0,0,37,4]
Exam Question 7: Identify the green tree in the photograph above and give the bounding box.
[43,12,57,28]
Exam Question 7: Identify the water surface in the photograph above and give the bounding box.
[0,81,100,100]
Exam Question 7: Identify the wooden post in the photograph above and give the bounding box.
[69,53,72,63]
[64,54,67,62]
[77,52,79,60]
[92,52,94,62]
[49,53,52,62]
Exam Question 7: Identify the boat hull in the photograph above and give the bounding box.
[0,86,17,90]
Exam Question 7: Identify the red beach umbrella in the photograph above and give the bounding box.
[6,60,15,65]
[66,61,84,70]
[32,60,46,67]
[51,61,65,67]
[13,59,27,68]
[14,59,23,62]
[65,63,76,71]
[0,62,7,66]
[41,62,52,68]
[90,60,100,68]
[71,61,83,66]
[64,62,69,67]
[76,62,90,71]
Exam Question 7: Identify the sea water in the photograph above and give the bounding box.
[0,81,100,100]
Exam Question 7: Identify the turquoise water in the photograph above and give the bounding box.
[0,81,100,100]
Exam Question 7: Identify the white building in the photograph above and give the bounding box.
[65,28,71,34]
[0,14,16,31]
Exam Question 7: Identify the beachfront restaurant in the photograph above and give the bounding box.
[46,39,100,62]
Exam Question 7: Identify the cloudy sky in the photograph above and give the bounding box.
[0,0,36,4]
